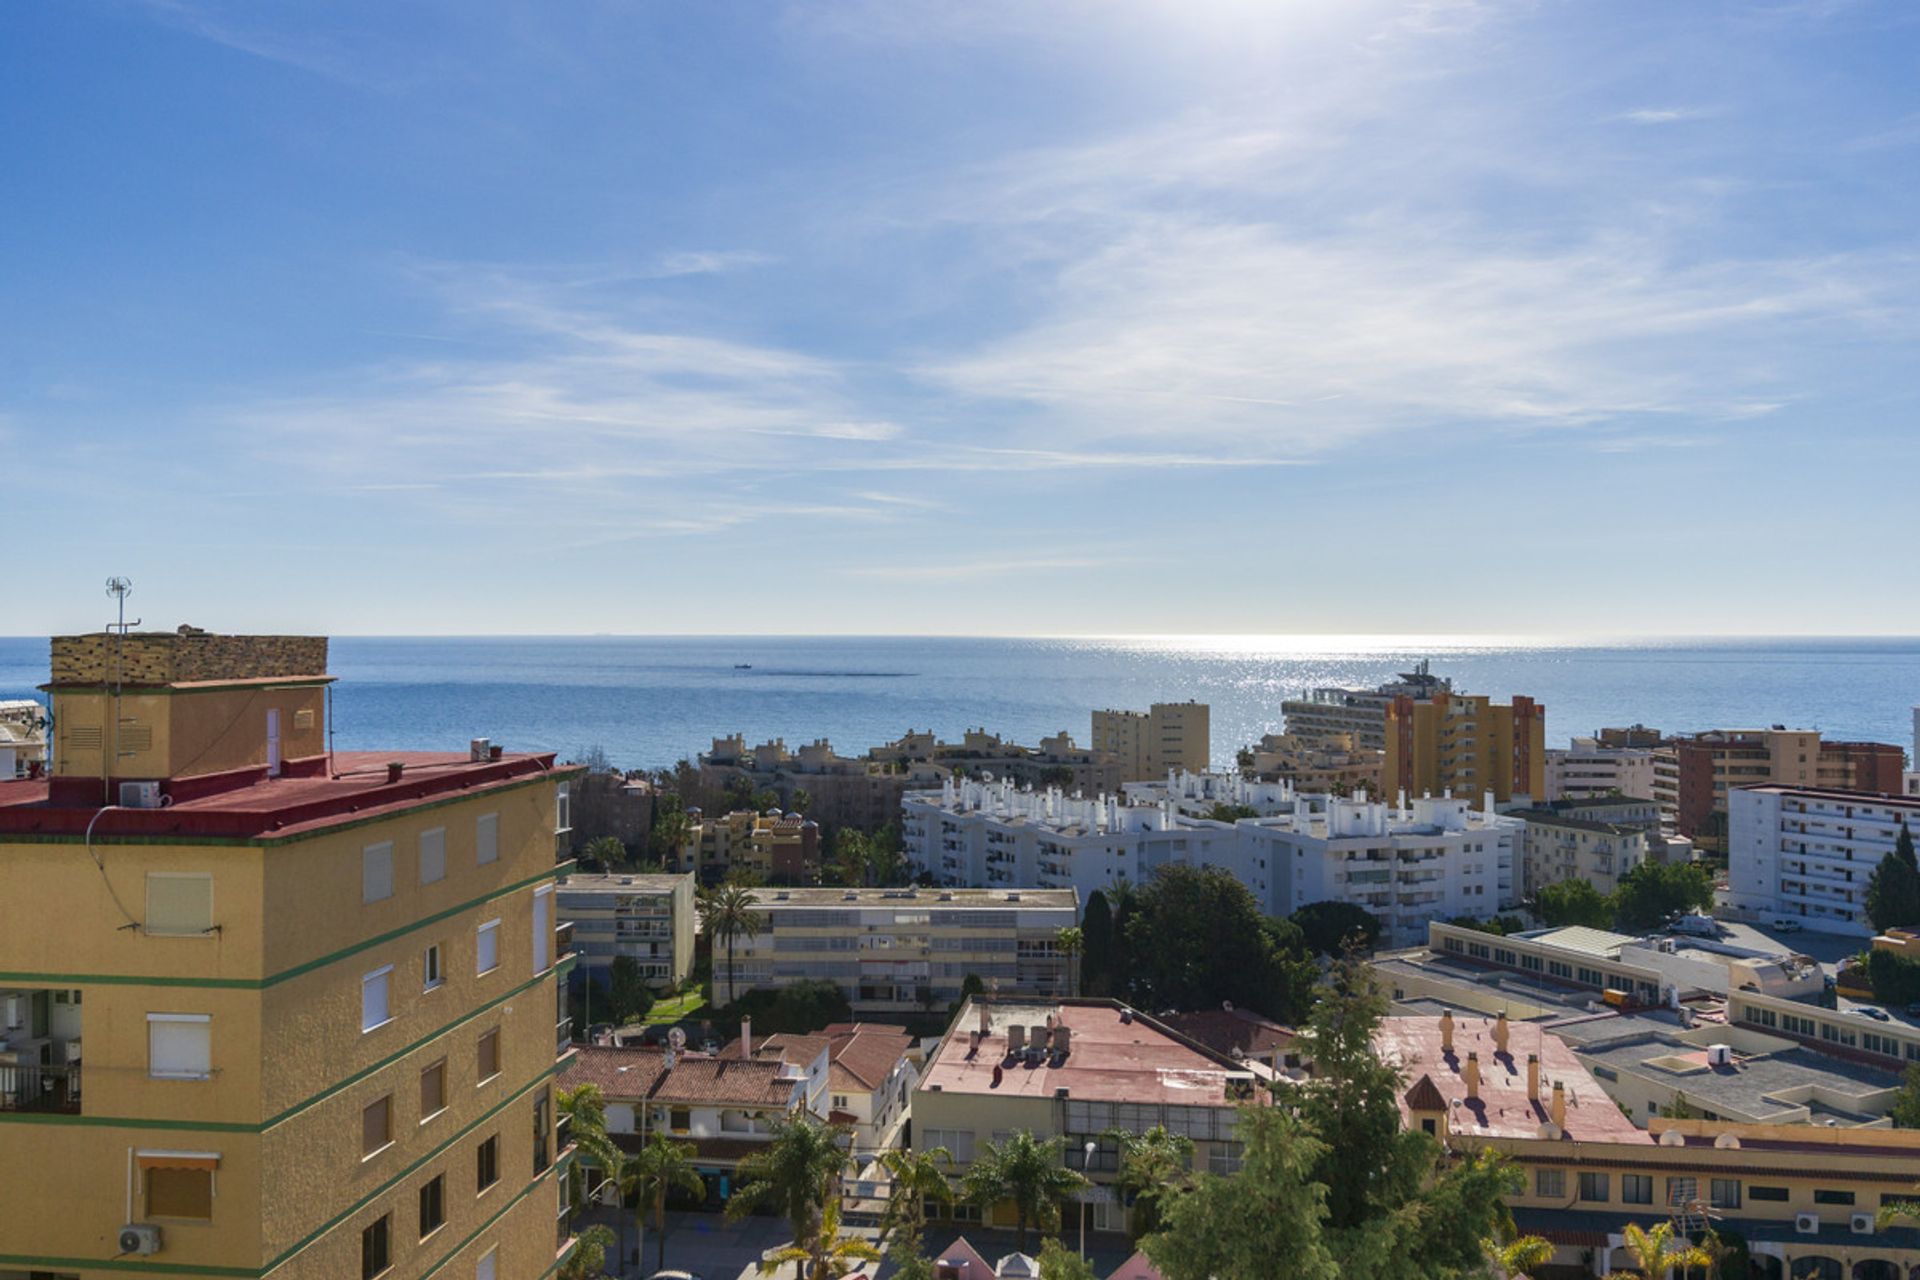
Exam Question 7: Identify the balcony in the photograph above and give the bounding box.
[0,1061,81,1114]
[555,921,576,965]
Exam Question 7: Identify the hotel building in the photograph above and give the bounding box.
[1659,730,1907,842]
[0,630,580,1280]
[1279,661,1451,753]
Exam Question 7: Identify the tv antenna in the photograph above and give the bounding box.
[102,576,140,805]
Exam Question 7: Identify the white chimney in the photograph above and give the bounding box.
[741,1016,753,1060]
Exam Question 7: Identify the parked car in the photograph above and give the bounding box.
[1770,918,1803,933]
[1668,913,1719,937]
[647,1272,705,1280]
[1858,1006,1892,1022]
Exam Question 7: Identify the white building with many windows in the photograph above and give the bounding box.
[1728,784,1920,936]
[1544,737,1658,803]
[903,774,1521,947]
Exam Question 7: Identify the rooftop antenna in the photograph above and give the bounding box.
[104,577,139,806]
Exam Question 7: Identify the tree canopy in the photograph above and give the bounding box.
[1289,900,1383,956]
[1124,865,1316,1023]
[1868,824,1920,933]
[1533,878,1613,928]
[1611,860,1715,932]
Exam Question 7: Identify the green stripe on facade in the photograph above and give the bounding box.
[0,861,575,991]
[415,1152,576,1280]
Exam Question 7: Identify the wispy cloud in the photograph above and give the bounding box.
[1613,107,1720,125]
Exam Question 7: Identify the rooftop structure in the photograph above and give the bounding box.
[0,699,47,780]
[1156,1006,1294,1063]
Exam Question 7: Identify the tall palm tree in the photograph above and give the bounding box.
[1482,1233,1554,1280]
[1055,926,1085,997]
[758,1199,881,1280]
[556,1083,622,1212]
[558,1224,618,1280]
[1104,1125,1193,1242]
[1607,1221,1713,1279]
[728,1114,853,1280]
[620,1132,706,1275]
[877,1146,954,1246]
[961,1130,1090,1253]
[699,882,763,1006]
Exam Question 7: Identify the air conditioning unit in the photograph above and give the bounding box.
[1852,1212,1874,1235]
[119,1223,163,1255]
[118,781,162,809]
[1795,1213,1820,1235]
[469,738,491,763]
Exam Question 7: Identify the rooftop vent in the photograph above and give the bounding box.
[1007,1025,1026,1055]
[469,737,491,762]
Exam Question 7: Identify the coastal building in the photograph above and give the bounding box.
[1658,729,1907,841]
[1121,769,1302,818]
[733,1021,919,1153]
[1727,784,1920,936]
[910,998,1264,1239]
[0,629,580,1280]
[555,870,696,988]
[1090,702,1210,780]
[1242,731,1383,795]
[0,699,47,780]
[1514,804,1651,898]
[672,806,821,885]
[1280,661,1451,752]
[723,887,1079,1014]
[1908,707,1919,798]
[1544,736,1658,802]
[1382,688,1546,806]
[904,774,1523,947]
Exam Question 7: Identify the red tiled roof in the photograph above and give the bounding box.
[930,1236,996,1276]
[1403,1074,1446,1111]
[745,1024,913,1094]
[1158,1008,1294,1060]
[563,1044,801,1107]
[1106,1251,1167,1280]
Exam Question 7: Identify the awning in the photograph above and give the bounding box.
[135,1151,221,1172]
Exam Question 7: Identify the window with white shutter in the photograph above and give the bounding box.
[555,783,571,834]
[476,920,500,975]
[363,843,394,904]
[146,873,213,936]
[476,813,499,866]
[531,887,552,975]
[148,1014,211,1079]
[419,828,446,886]
[362,966,393,1032]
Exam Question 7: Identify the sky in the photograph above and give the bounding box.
[3,0,1918,637]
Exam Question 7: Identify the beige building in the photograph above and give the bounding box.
[1090,702,1210,781]
[1244,731,1382,794]
[555,870,697,988]
[1516,806,1652,898]
[1661,729,1907,841]
[737,1022,920,1154]
[673,807,820,885]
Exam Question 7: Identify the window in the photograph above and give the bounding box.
[419,829,446,886]
[556,783,572,834]
[669,1106,690,1132]
[363,843,394,904]
[920,1128,976,1163]
[532,887,553,975]
[1623,1175,1653,1205]
[477,1028,501,1082]
[1535,1169,1565,1198]
[1711,1179,1741,1209]
[361,1212,390,1279]
[1579,1172,1609,1202]
[1750,1186,1791,1202]
[423,944,444,991]
[363,1095,393,1158]
[1667,1177,1698,1207]
[420,1060,447,1121]
[476,920,500,975]
[141,1156,215,1220]
[477,813,499,866]
[533,1091,550,1175]
[419,1173,445,1238]
[146,873,213,936]
[148,1013,211,1079]
[476,1247,498,1280]
[362,966,393,1033]
[1815,1189,1856,1206]
[476,1134,500,1192]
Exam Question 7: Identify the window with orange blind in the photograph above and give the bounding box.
[138,1152,218,1220]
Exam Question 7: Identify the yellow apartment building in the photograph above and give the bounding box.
[1090,703,1210,782]
[0,631,581,1280]
[1383,689,1546,805]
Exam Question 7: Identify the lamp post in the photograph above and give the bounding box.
[1081,1141,1098,1260]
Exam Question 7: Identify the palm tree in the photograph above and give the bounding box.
[728,1114,854,1279]
[961,1130,1090,1253]
[699,882,763,1006]
[620,1132,706,1275]
[877,1146,954,1246]
[556,1083,622,1212]
[1055,926,1085,997]
[558,1223,618,1280]
[758,1198,881,1279]
[1104,1125,1192,1241]
[1607,1221,1713,1279]
[790,787,812,815]
[1482,1233,1553,1280]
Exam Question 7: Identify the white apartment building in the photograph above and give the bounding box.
[1728,785,1920,937]
[1544,737,1657,803]
[903,774,1521,948]
[1122,769,1302,817]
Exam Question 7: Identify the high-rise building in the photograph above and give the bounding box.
[1382,689,1545,805]
[1279,661,1450,752]
[1728,784,1920,936]
[1660,729,1908,841]
[0,630,580,1280]
[1090,702,1210,779]
[1543,736,1657,802]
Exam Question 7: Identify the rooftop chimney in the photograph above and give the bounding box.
[741,1016,752,1060]
[1551,1080,1566,1130]
[387,761,406,784]
[1464,1052,1480,1101]
[1527,1053,1540,1102]
[1494,1011,1509,1055]
[1439,1010,1455,1055]
[978,1004,991,1036]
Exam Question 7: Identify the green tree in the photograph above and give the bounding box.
[1055,926,1084,996]
[1036,1238,1098,1280]
[699,882,763,1006]
[1871,949,1920,1009]
[757,1199,880,1280]
[829,828,873,887]
[1482,1233,1553,1280]
[1612,860,1715,933]
[650,792,694,866]
[877,1146,954,1247]
[1867,833,1920,932]
[1534,878,1615,928]
[1039,765,1077,789]
[580,834,628,868]
[557,1224,617,1280]
[1124,865,1308,1021]
[1289,900,1383,956]
[1208,803,1261,822]
[763,978,853,1034]
[961,1130,1090,1253]
[1107,879,1139,998]
[1660,1091,1697,1120]
[619,1132,706,1274]
[1080,890,1114,997]
[556,1083,621,1212]
[1612,1221,1712,1278]
[1890,1064,1920,1129]
[1105,1124,1194,1241]
[607,955,655,1026]
[727,1114,853,1279]
[752,787,782,813]
[790,787,813,815]
[1142,1105,1337,1280]
[1234,746,1257,777]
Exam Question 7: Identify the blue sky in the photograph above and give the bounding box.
[4,0,1918,636]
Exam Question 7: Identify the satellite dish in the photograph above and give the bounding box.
[667,1027,687,1051]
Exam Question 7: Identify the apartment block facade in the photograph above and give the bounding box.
[1728,784,1920,936]
[0,631,580,1280]
[724,887,1078,1014]
[1382,689,1546,805]
[554,871,696,988]
[1089,702,1210,781]
[1543,737,1658,803]
[1514,806,1651,898]
[1279,661,1451,753]
[1661,729,1907,840]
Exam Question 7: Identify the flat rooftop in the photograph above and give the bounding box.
[920,1000,1256,1107]
[558,872,691,893]
[748,886,1077,909]
[0,750,573,841]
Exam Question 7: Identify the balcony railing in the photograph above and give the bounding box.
[554,921,575,965]
[556,1015,574,1056]
[0,1062,81,1114]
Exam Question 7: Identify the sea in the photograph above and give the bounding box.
[2,635,1916,773]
